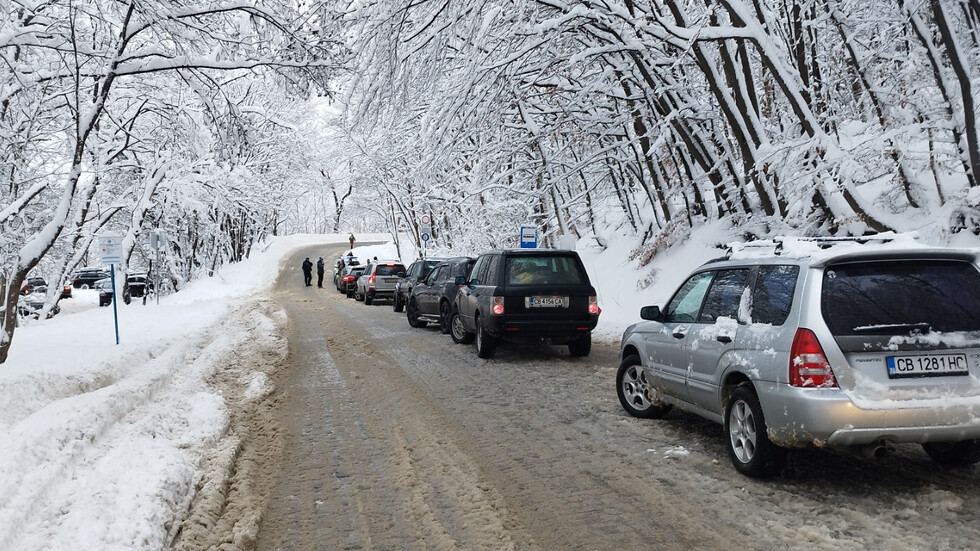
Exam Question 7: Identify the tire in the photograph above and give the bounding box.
[923,440,980,467]
[407,299,427,328]
[450,307,475,344]
[475,315,496,359]
[616,354,672,419]
[724,385,785,477]
[439,301,452,334]
[567,332,592,357]
[393,293,404,313]
[365,291,374,305]
[81,284,90,290]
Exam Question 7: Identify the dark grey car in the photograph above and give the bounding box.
[393,258,443,313]
[406,257,475,333]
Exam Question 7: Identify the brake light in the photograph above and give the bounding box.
[368,275,376,286]
[588,296,600,315]
[343,275,354,282]
[790,328,837,388]
[491,296,504,315]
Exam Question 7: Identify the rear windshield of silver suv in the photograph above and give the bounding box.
[821,259,980,336]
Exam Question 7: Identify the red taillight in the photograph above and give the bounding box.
[588,296,600,315]
[343,275,354,282]
[790,328,837,388]
[368,275,376,286]
[491,296,504,315]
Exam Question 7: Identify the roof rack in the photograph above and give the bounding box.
[726,232,915,259]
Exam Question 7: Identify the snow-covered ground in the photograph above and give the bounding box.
[3,227,978,549]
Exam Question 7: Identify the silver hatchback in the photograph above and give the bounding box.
[617,235,980,477]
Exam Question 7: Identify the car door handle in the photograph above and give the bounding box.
[716,335,733,344]
[672,331,686,339]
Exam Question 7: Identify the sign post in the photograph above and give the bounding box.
[519,226,538,248]
[419,214,432,258]
[99,234,124,345]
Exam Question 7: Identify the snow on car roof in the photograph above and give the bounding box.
[725,232,979,264]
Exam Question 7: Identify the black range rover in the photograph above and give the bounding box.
[451,249,600,358]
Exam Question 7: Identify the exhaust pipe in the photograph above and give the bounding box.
[857,442,892,460]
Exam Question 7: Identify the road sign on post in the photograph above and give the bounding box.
[99,234,123,265]
[98,233,124,345]
[519,226,538,248]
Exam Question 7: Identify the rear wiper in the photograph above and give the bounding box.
[852,323,932,335]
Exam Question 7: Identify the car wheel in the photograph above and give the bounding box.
[725,385,785,477]
[450,307,475,344]
[439,301,452,334]
[475,315,496,359]
[922,440,980,466]
[365,291,374,305]
[393,293,404,313]
[616,354,672,418]
[81,284,90,290]
[407,298,427,328]
[567,332,592,357]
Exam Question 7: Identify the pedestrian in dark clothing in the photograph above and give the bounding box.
[302,257,313,286]
[316,257,325,288]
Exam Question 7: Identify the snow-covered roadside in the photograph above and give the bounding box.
[0,234,386,549]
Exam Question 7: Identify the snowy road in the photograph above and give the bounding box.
[190,245,980,550]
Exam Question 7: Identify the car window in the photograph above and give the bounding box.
[427,266,446,284]
[699,269,752,323]
[376,265,406,276]
[504,255,584,285]
[453,259,475,278]
[470,256,489,284]
[484,255,501,286]
[406,263,419,278]
[664,272,714,323]
[751,265,798,325]
[821,259,980,335]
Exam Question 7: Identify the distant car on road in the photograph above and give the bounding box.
[72,268,110,289]
[354,261,406,305]
[126,273,151,298]
[393,258,443,313]
[452,249,599,358]
[95,276,131,306]
[338,265,367,297]
[21,277,47,295]
[406,257,476,333]
[17,292,60,319]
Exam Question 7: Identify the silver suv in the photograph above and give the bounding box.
[617,235,980,477]
[355,261,406,305]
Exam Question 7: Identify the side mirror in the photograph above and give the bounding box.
[640,305,663,321]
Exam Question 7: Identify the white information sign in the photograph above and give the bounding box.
[99,234,124,265]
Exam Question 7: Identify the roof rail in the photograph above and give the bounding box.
[727,232,915,259]
[774,235,903,249]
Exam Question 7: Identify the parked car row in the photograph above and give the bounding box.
[337,249,601,360]
[616,235,980,477]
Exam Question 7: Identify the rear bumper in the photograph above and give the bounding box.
[484,315,598,343]
[757,382,980,446]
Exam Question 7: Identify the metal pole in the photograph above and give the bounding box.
[155,239,161,306]
[110,265,120,345]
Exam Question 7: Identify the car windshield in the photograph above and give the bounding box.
[504,255,584,285]
[821,259,980,335]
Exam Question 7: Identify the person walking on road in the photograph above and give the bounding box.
[348,234,355,250]
[316,257,325,288]
[302,257,313,287]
